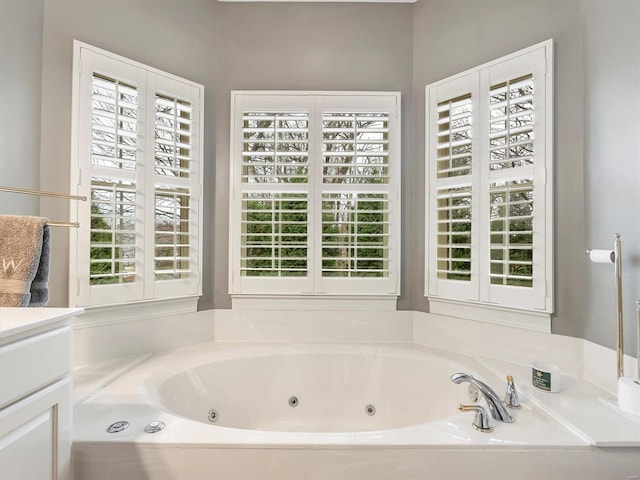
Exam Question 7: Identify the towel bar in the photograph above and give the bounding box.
[0,185,87,202]
[0,184,86,228]
[47,221,80,228]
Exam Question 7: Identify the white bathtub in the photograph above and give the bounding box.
[73,343,638,480]
[157,346,474,432]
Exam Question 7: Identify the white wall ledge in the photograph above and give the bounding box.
[231,295,398,311]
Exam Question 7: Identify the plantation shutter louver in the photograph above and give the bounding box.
[230,93,400,298]
[233,95,313,294]
[487,75,535,291]
[240,111,310,280]
[71,43,203,308]
[321,112,390,280]
[89,75,139,291]
[426,40,552,318]
[154,94,194,285]
[427,73,479,301]
[483,48,549,311]
[435,95,473,282]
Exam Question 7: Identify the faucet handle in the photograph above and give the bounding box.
[458,403,493,433]
[504,375,521,408]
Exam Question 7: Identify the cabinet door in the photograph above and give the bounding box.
[0,326,72,409]
[0,378,71,480]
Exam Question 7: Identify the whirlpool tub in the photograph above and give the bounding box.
[73,342,638,480]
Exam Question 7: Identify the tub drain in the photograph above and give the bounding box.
[106,421,129,433]
[365,404,376,416]
[207,409,218,423]
[288,396,299,408]
[144,421,165,434]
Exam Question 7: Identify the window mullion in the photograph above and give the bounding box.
[477,68,490,303]
[142,74,156,300]
[310,96,322,292]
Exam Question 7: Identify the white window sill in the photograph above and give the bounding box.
[427,297,551,333]
[231,295,398,311]
[73,296,199,329]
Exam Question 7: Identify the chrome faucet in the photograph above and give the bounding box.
[451,373,514,423]
[458,403,493,432]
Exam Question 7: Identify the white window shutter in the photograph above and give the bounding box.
[148,74,202,300]
[483,45,550,311]
[426,40,553,317]
[230,92,401,297]
[318,95,400,295]
[73,54,146,306]
[427,72,480,302]
[230,95,315,295]
[70,43,203,308]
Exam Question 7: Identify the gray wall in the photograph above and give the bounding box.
[582,0,640,355]
[39,0,219,307]
[412,0,586,338]
[0,0,44,215]
[411,0,640,352]
[3,0,639,353]
[211,3,414,309]
[37,0,414,310]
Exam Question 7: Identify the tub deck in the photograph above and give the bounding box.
[73,342,640,480]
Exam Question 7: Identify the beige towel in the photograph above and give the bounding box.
[0,215,50,307]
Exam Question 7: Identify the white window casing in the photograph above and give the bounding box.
[69,41,204,309]
[425,40,553,330]
[230,92,401,304]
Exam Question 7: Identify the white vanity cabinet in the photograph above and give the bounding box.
[0,308,82,480]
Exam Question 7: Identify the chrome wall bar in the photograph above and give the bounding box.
[587,233,625,380]
[636,301,640,384]
[614,233,623,379]
[0,185,87,202]
[1,185,86,228]
[47,221,80,228]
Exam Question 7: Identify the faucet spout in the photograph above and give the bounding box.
[451,373,514,423]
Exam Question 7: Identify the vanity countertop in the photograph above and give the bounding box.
[0,307,84,341]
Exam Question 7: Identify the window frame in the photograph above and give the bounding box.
[229,91,401,308]
[69,41,204,310]
[424,40,554,332]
